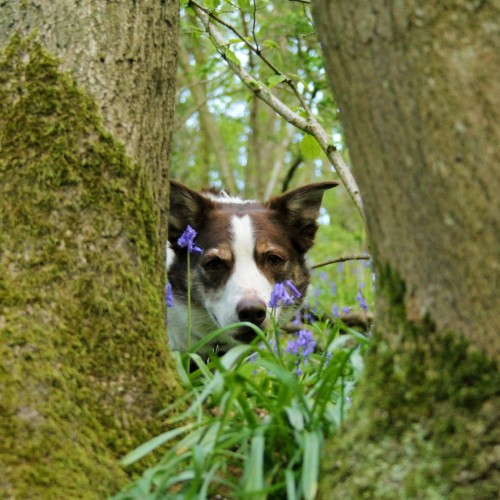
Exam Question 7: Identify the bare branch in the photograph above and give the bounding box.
[288,0,311,4]
[189,1,366,224]
[312,254,371,270]
[281,154,303,193]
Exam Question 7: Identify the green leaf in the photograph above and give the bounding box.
[205,0,221,10]
[299,134,323,160]
[285,399,304,431]
[262,39,280,51]
[237,0,251,9]
[242,430,265,497]
[220,344,255,370]
[120,423,195,466]
[301,431,321,500]
[225,48,241,66]
[267,74,287,89]
[227,38,244,46]
[285,468,298,500]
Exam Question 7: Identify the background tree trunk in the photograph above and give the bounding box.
[312,1,500,497]
[0,1,180,497]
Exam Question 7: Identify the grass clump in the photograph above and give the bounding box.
[115,316,369,499]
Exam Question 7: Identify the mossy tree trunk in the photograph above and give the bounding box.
[312,1,500,497]
[0,1,180,498]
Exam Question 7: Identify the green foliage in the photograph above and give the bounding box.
[115,318,369,499]
[299,134,323,161]
[174,0,341,199]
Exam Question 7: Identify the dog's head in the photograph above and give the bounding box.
[167,180,338,354]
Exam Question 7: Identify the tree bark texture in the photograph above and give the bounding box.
[0,0,178,269]
[0,2,180,497]
[312,1,499,497]
[312,1,500,357]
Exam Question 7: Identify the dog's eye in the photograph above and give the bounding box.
[203,257,225,272]
[266,253,284,266]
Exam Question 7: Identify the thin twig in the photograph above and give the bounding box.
[288,0,311,4]
[312,254,371,270]
[189,2,366,224]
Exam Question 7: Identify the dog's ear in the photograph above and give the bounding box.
[268,181,338,252]
[169,180,213,244]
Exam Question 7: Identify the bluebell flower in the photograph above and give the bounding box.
[269,282,296,308]
[331,304,340,318]
[330,281,337,296]
[342,306,352,314]
[286,329,316,358]
[284,280,302,299]
[177,225,203,254]
[324,351,333,367]
[292,310,302,326]
[248,351,259,363]
[165,282,174,308]
[355,290,368,312]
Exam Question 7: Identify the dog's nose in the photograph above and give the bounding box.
[237,298,267,326]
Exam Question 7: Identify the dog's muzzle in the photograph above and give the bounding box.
[234,297,267,343]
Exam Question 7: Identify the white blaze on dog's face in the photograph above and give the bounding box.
[203,214,274,335]
[167,180,338,354]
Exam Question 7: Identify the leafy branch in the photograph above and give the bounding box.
[188,0,366,224]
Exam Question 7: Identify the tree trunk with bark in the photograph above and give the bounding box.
[312,1,500,497]
[0,2,180,497]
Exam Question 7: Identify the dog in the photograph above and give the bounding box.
[166,179,338,355]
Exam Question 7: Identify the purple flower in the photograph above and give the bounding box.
[342,306,352,314]
[269,282,294,308]
[330,281,337,296]
[165,282,174,308]
[355,290,368,312]
[331,304,340,318]
[177,225,203,254]
[286,329,316,358]
[284,280,302,299]
[292,310,302,326]
[248,351,259,363]
[324,351,333,367]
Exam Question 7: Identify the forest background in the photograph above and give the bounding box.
[173,0,368,277]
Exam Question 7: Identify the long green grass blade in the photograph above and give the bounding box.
[121,422,195,466]
[242,430,265,498]
[301,431,321,500]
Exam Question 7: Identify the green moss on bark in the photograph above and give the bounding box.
[0,37,182,498]
[319,265,500,499]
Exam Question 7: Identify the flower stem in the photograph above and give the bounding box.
[187,252,192,352]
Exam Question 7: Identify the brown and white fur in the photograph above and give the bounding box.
[167,180,338,354]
